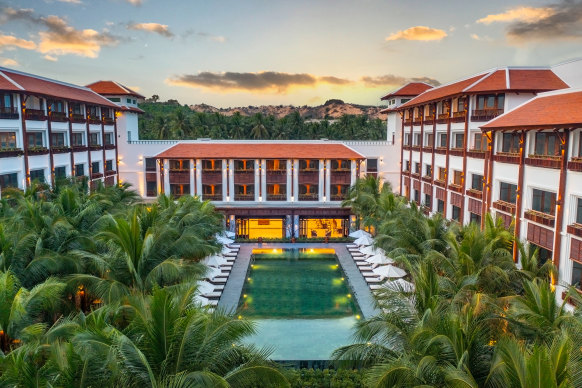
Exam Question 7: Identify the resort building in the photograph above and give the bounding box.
[388,58,582,292]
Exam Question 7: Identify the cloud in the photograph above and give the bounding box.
[186,31,226,43]
[1,7,120,58]
[167,71,354,93]
[43,54,58,61]
[126,0,143,5]
[477,6,555,24]
[56,0,82,4]
[478,2,582,43]
[167,71,440,93]
[385,26,447,41]
[127,22,173,37]
[361,75,441,87]
[0,33,37,51]
[470,33,492,42]
[1,58,18,66]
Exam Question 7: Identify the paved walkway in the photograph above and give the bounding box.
[217,243,380,318]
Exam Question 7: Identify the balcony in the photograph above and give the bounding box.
[434,179,446,188]
[104,144,116,150]
[422,175,432,183]
[471,109,503,122]
[72,145,88,152]
[88,117,102,125]
[524,209,555,228]
[203,194,223,201]
[298,193,318,201]
[402,144,411,150]
[0,148,23,158]
[403,119,412,126]
[234,194,255,201]
[437,113,449,124]
[331,194,348,201]
[494,152,520,164]
[451,111,466,123]
[422,146,433,152]
[169,171,189,184]
[267,193,286,201]
[466,188,483,199]
[0,107,19,119]
[567,223,582,238]
[50,146,71,154]
[103,117,115,125]
[28,146,49,155]
[71,114,86,123]
[435,146,447,155]
[25,109,47,121]
[424,115,435,125]
[449,183,463,193]
[50,112,68,122]
[493,200,516,214]
[105,170,117,177]
[449,148,464,157]
[412,117,422,126]
[525,154,562,169]
[266,168,287,174]
[91,172,103,179]
[89,144,103,151]
[466,149,486,159]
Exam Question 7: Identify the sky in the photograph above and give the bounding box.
[0,0,581,107]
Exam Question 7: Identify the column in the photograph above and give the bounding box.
[222,158,227,201]
[293,159,299,202]
[286,159,292,201]
[254,159,260,201]
[318,159,324,201]
[325,160,331,202]
[163,159,170,195]
[228,159,234,201]
[350,160,357,186]
[261,159,267,202]
[195,159,202,196]
[189,159,194,196]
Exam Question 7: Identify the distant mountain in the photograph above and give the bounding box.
[189,99,387,120]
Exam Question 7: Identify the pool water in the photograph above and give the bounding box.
[239,248,360,360]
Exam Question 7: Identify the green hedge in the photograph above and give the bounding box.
[284,368,366,388]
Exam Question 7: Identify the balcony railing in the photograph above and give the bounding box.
[466,188,483,199]
[449,147,464,157]
[525,154,562,169]
[71,114,86,123]
[202,168,222,172]
[437,113,449,123]
[471,108,503,122]
[567,223,582,238]
[203,194,223,201]
[234,194,255,201]
[25,109,47,121]
[449,183,463,193]
[28,146,49,155]
[331,194,348,201]
[103,117,115,125]
[524,209,555,227]
[266,168,287,174]
[0,148,23,158]
[434,179,446,187]
[435,146,447,155]
[298,193,318,201]
[51,146,71,154]
[234,168,255,173]
[494,152,520,164]
[267,193,286,201]
[424,115,435,124]
[467,149,486,159]
[403,119,412,126]
[50,112,68,122]
[0,107,19,119]
[451,111,466,123]
[412,117,422,126]
[493,200,516,214]
[569,157,582,172]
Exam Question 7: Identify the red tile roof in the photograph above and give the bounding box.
[155,143,365,159]
[86,80,145,99]
[399,68,568,109]
[0,67,118,108]
[481,90,582,130]
[120,105,145,114]
[381,82,433,100]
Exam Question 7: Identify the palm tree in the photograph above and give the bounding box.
[250,113,269,139]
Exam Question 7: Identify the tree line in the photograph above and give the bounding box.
[338,176,582,387]
[138,101,386,141]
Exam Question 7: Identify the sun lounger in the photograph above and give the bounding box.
[356,261,371,266]
[346,244,358,248]
[201,291,222,299]
[365,277,383,284]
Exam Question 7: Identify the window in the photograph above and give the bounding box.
[170,159,190,171]
[437,199,445,213]
[366,159,378,172]
[425,164,432,177]
[30,169,45,183]
[452,170,462,185]
[71,133,83,146]
[51,132,65,147]
[438,167,446,181]
[452,205,461,221]
[413,133,421,146]
[454,133,464,149]
[499,182,517,203]
[439,133,447,148]
[87,106,99,118]
[235,160,254,171]
[267,159,287,171]
[426,133,434,147]
[532,189,556,215]
[146,181,157,197]
[0,132,16,149]
[299,160,318,171]
[502,133,520,154]
[424,193,432,208]
[404,160,410,171]
[476,94,504,110]
[27,132,43,147]
[108,97,121,102]
[413,189,419,203]
[145,158,157,172]
[50,100,65,113]
[470,213,481,225]
[104,133,114,145]
[126,98,132,103]
[534,132,560,156]
[471,174,483,191]
[75,164,85,176]
[55,166,66,179]
[404,133,411,145]
[202,160,221,171]
[401,98,411,104]
[576,198,582,224]
[414,162,420,174]
[105,160,113,172]
[91,161,100,174]
[133,99,137,104]
[89,133,100,146]
[0,173,17,189]
[1,93,14,109]
[456,97,466,112]
[71,103,83,115]
[473,133,488,151]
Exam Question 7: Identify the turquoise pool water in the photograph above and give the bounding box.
[239,248,360,360]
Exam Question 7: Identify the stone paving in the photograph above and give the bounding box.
[217,243,380,318]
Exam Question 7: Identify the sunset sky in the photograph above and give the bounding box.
[1,0,581,107]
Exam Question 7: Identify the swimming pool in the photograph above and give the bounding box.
[238,248,360,360]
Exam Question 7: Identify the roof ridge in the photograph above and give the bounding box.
[506,68,510,89]
[0,70,24,90]
[113,80,132,94]
[0,66,95,93]
[462,69,497,92]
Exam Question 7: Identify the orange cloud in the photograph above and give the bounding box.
[1,58,18,66]
[477,7,555,24]
[386,26,447,41]
[127,22,173,37]
[0,33,36,51]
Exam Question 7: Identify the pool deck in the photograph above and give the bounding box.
[217,243,380,319]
